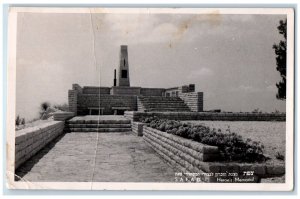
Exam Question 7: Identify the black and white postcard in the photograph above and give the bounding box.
[6,7,294,191]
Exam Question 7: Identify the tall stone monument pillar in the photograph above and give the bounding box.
[117,45,130,87]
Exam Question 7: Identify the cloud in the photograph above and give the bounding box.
[142,23,179,43]
[92,13,257,47]
[93,13,209,45]
[188,67,214,79]
[230,85,262,93]
[93,13,164,44]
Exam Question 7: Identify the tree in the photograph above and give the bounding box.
[273,19,287,100]
[41,102,50,112]
[15,115,21,126]
[40,102,50,119]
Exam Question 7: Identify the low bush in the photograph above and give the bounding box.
[275,151,285,161]
[139,116,265,163]
[16,115,26,126]
[15,115,21,126]
[54,103,69,112]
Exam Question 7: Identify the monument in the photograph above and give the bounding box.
[68,45,204,115]
[117,45,130,87]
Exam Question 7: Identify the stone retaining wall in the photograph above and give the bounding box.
[110,86,141,95]
[82,86,111,94]
[15,121,65,169]
[143,126,220,162]
[132,122,144,136]
[179,92,204,112]
[77,94,137,115]
[143,126,285,182]
[68,90,78,114]
[53,112,75,121]
[68,84,83,115]
[140,88,165,96]
[124,111,286,121]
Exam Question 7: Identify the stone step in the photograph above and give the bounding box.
[144,101,185,105]
[139,97,182,101]
[67,123,131,128]
[139,96,180,99]
[139,99,183,103]
[145,106,190,110]
[67,120,131,124]
[146,108,191,112]
[138,96,191,112]
[66,128,132,132]
[144,104,189,108]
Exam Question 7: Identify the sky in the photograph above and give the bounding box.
[16,11,286,120]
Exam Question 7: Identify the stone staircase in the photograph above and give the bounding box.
[138,96,191,112]
[65,116,132,132]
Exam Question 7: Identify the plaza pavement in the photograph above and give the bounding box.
[15,131,177,182]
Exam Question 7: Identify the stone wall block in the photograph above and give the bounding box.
[15,121,65,170]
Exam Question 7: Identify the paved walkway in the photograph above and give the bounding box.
[15,132,177,182]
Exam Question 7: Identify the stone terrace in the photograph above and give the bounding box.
[15,131,177,182]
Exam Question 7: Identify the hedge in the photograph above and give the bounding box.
[139,116,266,163]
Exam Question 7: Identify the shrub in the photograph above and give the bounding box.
[275,151,285,161]
[41,102,50,112]
[252,108,262,114]
[16,115,26,126]
[141,117,265,163]
[15,115,21,126]
[40,102,53,120]
[54,103,69,112]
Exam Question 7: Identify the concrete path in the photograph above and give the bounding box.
[15,132,177,182]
